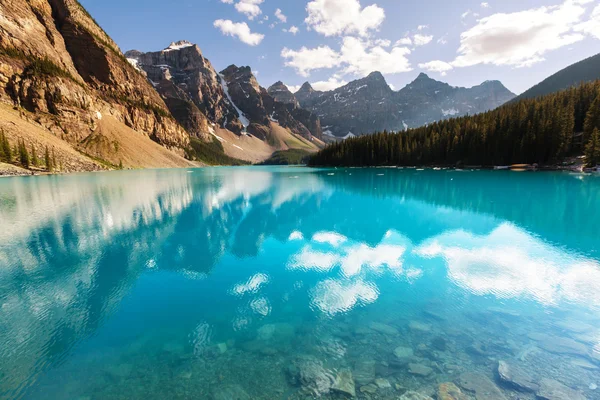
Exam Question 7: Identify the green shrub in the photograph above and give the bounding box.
[185,137,250,166]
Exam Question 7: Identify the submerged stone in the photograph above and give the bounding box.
[437,382,468,400]
[353,360,376,385]
[536,378,586,400]
[212,384,251,400]
[529,332,589,357]
[408,363,432,376]
[393,346,414,360]
[369,322,400,335]
[570,358,599,370]
[457,372,507,400]
[409,321,432,333]
[331,369,356,397]
[398,391,434,400]
[374,377,391,389]
[497,360,539,392]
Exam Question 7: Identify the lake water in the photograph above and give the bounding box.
[1,167,600,400]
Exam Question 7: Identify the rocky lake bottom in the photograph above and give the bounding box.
[1,167,599,400]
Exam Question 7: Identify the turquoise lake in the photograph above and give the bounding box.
[1,167,600,400]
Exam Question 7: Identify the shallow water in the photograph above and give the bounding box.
[1,167,599,400]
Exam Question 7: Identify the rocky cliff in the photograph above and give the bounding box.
[219,65,322,141]
[125,41,245,136]
[296,72,516,138]
[0,0,191,171]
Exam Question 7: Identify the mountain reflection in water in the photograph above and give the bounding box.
[0,167,599,400]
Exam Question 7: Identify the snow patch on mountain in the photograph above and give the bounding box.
[164,41,194,52]
[442,108,459,116]
[219,74,250,129]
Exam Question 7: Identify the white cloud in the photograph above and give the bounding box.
[288,246,340,271]
[310,77,349,91]
[312,231,348,247]
[286,84,302,93]
[214,19,265,46]
[413,33,433,46]
[281,45,342,76]
[395,37,413,46]
[288,230,304,240]
[232,273,269,295]
[453,0,590,68]
[414,223,600,307]
[284,25,300,35]
[419,60,453,76]
[305,0,385,37]
[275,8,287,23]
[417,24,428,30]
[575,4,600,39]
[311,279,378,316]
[340,37,412,75]
[235,0,264,20]
[282,37,412,77]
[481,2,490,8]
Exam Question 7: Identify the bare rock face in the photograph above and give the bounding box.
[296,72,515,138]
[0,0,189,151]
[220,65,322,140]
[267,81,299,107]
[125,43,243,136]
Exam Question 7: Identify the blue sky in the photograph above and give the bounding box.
[81,0,600,94]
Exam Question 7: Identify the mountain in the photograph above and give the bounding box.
[296,72,516,138]
[0,0,193,172]
[126,45,324,162]
[309,79,600,168]
[125,42,245,136]
[512,52,600,102]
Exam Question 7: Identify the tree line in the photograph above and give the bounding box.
[0,130,58,171]
[309,80,600,167]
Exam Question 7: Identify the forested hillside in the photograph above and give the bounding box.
[513,53,600,102]
[309,80,600,167]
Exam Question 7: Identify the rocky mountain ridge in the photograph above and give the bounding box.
[0,0,192,171]
[126,45,323,145]
[295,72,516,138]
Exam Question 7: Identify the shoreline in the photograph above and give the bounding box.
[1,162,599,178]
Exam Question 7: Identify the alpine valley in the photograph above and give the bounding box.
[0,0,519,173]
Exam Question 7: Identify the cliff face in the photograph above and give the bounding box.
[0,0,189,158]
[125,42,244,137]
[296,72,516,137]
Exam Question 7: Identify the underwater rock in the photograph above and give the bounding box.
[369,322,400,335]
[409,321,432,333]
[431,336,447,351]
[408,363,433,376]
[353,360,376,385]
[360,384,378,394]
[393,346,414,361]
[437,382,468,400]
[374,378,391,389]
[553,320,595,334]
[457,372,507,400]
[287,356,334,395]
[331,369,356,397]
[212,384,251,400]
[570,358,599,370]
[496,360,539,392]
[536,378,586,400]
[528,332,588,357]
[398,391,434,400]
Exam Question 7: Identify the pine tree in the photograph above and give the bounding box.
[585,127,600,167]
[30,144,38,167]
[18,140,30,169]
[52,148,57,171]
[0,130,7,162]
[119,159,123,170]
[45,146,53,172]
